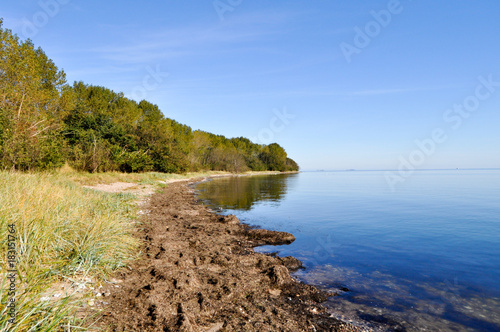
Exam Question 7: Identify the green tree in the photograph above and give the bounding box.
[0,20,299,173]
[259,143,287,171]
[0,20,67,170]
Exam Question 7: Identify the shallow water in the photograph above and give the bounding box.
[196,170,500,331]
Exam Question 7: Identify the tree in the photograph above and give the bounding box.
[0,20,67,170]
[0,20,300,173]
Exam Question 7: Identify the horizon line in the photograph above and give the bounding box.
[299,168,500,172]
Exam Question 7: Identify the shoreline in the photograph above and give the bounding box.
[94,178,363,331]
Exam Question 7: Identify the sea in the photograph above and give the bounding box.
[195,170,500,332]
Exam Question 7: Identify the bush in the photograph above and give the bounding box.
[120,151,153,173]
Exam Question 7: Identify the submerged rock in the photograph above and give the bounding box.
[246,228,295,245]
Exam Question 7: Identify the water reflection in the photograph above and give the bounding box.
[196,173,298,210]
[196,171,500,331]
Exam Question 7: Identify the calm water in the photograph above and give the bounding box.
[196,170,500,331]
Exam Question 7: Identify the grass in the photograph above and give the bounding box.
[0,167,280,331]
[0,171,142,331]
[61,167,231,186]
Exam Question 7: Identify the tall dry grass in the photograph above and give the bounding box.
[0,168,235,330]
[0,172,139,331]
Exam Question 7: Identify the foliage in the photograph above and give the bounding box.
[0,20,67,171]
[0,20,299,173]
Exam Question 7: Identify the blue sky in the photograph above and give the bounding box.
[2,0,500,170]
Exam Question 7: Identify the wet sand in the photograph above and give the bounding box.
[96,180,365,331]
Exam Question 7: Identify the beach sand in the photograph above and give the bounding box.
[94,179,364,331]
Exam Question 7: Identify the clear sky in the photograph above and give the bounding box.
[2,0,500,170]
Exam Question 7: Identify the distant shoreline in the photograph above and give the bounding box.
[301,168,500,172]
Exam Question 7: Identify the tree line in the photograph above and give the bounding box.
[0,20,299,173]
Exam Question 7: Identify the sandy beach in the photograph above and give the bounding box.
[94,179,363,331]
